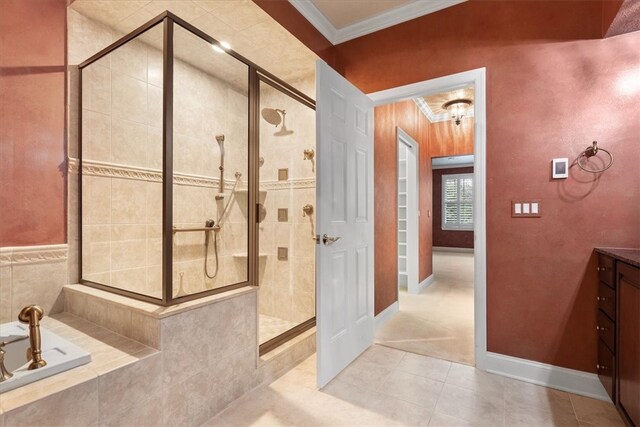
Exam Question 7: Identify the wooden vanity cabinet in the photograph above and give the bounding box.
[597,255,617,402]
[596,252,640,427]
[617,262,640,427]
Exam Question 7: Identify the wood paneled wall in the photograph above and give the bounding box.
[429,118,474,158]
[373,100,432,315]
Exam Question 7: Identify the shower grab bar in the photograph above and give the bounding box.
[172,226,217,233]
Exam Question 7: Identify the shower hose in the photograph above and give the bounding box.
[204,173,241,279]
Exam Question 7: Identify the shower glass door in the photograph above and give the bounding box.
[257,77,316,353]
[171,24,249,298]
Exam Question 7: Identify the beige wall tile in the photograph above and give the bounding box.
[98,352,162,418]
[146,126,163,170]
[82,241,111,276]
[147,47,163,88]
[11,260,66,319]
[82,64,111,115]
[130,311,161,348]
[112,268,147,295]
[111,239,146,271]
[0,265,12,323]
[99,393,163,427]
[147,83,163,129]
[111,71,148,125]
[111,178,147,224]
[82,110,111,162]
[3,377,98,427]
[82,175,111,225]
[111,38,148,82]
[111,118,148,168]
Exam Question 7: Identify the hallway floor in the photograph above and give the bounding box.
[204,345,624,426]
[376,250,475,365]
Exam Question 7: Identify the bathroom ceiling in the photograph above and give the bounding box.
[418,87,474,122]
[70,0,318,90]
[289,0,466,44]
[312,0,413,29]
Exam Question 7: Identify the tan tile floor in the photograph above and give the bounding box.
[260,314,300,344]
[204,345,625,426]
[376,251,475,365]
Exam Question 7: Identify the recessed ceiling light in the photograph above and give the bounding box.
[212,40,231,53]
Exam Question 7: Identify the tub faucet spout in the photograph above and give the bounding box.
[0,335,29,382]
[18,305,47,370]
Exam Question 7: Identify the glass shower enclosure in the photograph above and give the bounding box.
[78,8,317,353]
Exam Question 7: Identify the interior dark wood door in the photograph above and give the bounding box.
[618,263,640,426]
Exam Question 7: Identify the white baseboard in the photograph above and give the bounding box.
[418,274,434,292]
[433,246,474,253]
[375,301,399,330]
[481,351,610,401]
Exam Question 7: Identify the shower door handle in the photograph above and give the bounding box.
[322,234,341,245]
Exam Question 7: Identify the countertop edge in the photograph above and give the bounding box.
[595,247,640,268]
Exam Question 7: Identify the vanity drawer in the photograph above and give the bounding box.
[597,254,615,288]
[597,310,615,353]
[598,338,615,401]
[598,281,616,320]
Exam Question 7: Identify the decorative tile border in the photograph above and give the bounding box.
[259,178,316,190]
[68,158,316,190]
[1,244,68,265]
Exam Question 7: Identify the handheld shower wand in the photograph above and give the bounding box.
[216,134,225,199]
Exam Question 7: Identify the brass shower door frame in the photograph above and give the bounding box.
[254,75,316,356]
[77,11,316,312]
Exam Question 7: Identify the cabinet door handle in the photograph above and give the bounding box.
[596,326,606,331]
[597,364,608,371]
[597,267,610,272]
[596,296,606,301]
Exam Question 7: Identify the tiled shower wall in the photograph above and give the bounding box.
[258,80,316,325]
[72,11,249,298]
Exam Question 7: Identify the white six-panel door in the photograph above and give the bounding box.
[316,60,374,388]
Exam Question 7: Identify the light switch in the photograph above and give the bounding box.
[531,203,539,214]
[512,200,541,218]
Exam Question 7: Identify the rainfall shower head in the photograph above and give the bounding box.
[261,108,283,126]
[261,108,293,136]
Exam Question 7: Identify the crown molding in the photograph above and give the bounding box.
[289,0,466,45]
[289,0,338,44]
[414,97,474,123]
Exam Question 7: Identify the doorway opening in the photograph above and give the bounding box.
[314,65,486,387]
[367,69,486,369]
[397,129,419,295]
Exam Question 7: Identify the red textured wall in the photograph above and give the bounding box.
[0,0,67,246]
[601,0,624,36]
[335,1,640,372]
[374,100,432,314]
[432,167,475,249]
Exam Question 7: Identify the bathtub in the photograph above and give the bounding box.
[0,321,91,393]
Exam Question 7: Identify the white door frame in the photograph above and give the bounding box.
[368,68,488,369]
[396,128,420,294]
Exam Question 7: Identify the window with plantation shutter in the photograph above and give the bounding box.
[442,173,474,230]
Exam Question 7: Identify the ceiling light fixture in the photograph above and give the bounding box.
[443,98,472,126]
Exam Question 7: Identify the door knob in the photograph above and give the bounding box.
[322,234,341,245]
